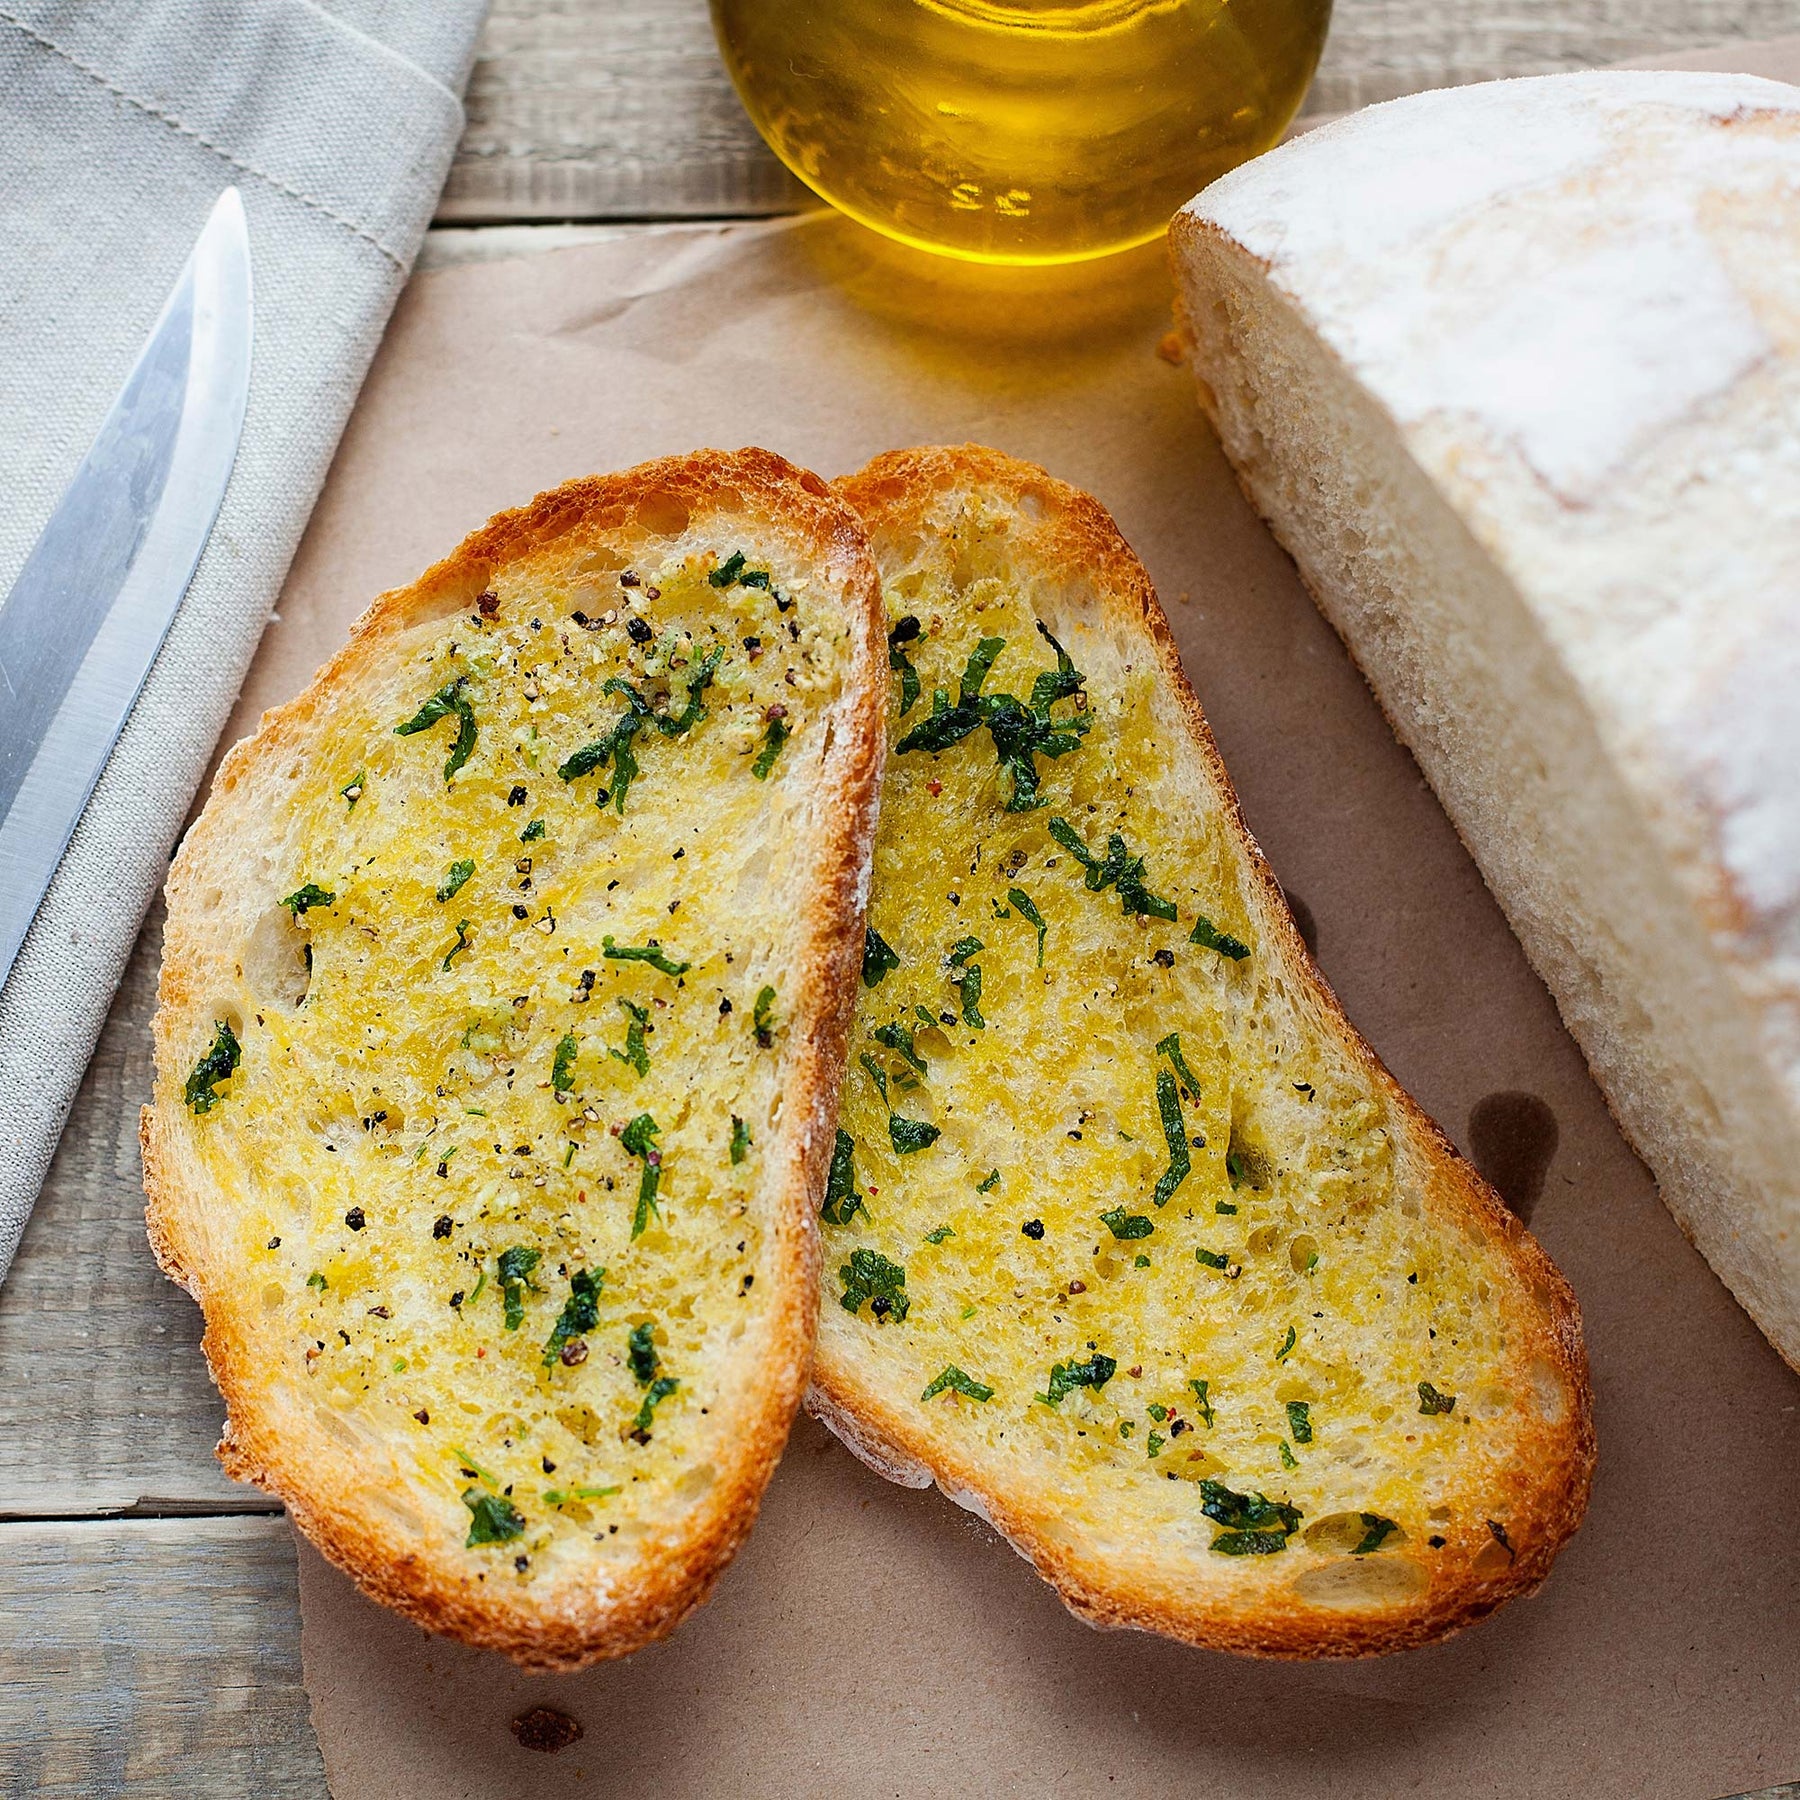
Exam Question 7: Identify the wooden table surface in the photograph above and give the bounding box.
[4,2,1799,1794]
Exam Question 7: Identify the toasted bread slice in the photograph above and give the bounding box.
[810,445,1593,1657]
[143,450,885,1670]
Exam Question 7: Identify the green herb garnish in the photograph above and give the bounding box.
[1353,1513,1402,1555]
[730,1114,751,1165]
[873,1021,927,1076]
[281,883,335,918]
[521,818,545,842]
[1100,1207,1153,1241]
[497,1246,541,1331]
[1278,1441,1298,1470]
[947,935,985,1029]
[1041,1353,1117,1407]
[1007,887,1047,966]
[1195,1247,1230,1272]
[1286,1400,1313,1444]
[608,1000,649,1077]
[887,615,922,716]
[306,1271,327,1293]
[462,1490,525,1547]
[839,1247,909,1321]
[862,927,900,987]
[751,716,789,779]
[442,919,472,970]
[559,654,724,812]
[752,985,776,1047]
[184,1020,240,1114]
[1154,1032,1204,1104]
[858,1051,940,1155]
[339,770,364,808]
[821,1129,865,1225]
[543,1269,602,1367]
[435,859,474,903]
[1201,1478,1301,1555]
[1275,1325,1297,1362]
[627,1320,659,1383]
[894,624,1091,812]
[396,677,477,782]
[1417,1380,1457,1415]
[710,550,771,590]
[632,1376,679,1439]
[1046,817,1177,921]
[924,1225,954,1245]
[1147,1432,1165,1458]
[552,1030,580,1093]
[1151,1068,1190,1207]
[602,936,689,976]
[1190,914,1250,960]
[920,1365,993,1403]
[620,1114,663,1238]
[976,1168,1000,1193]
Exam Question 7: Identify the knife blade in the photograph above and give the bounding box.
[0,186,252,995]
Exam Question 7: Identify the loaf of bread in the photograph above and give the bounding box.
[1173,72,1800,1368]
[142,451,885,1668]
[810,445,1592,1656]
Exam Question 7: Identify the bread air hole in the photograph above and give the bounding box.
[243,906,311,1010]
[635,491,689,538]
[1293,1555,1427,1610]
[1303,1511,1409,1555]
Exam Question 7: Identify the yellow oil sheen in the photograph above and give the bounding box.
[709,0,1332,264]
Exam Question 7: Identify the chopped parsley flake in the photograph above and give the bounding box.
[752,985,776,1048]
[1007,887,1047,966]
[873,1021,927,1075]
[306,1271,327,1293]
[1100,1207,1153,1240]
[184,1020,241,1114]
[893,624,1091,811]
[1418,1380,1458,1415]
[976,1168,1000,1193]
[442,919,472,970]
[497,1245,541,1331]
[1041,1353,1117,1407]
[1279,1441,1298,1470]
[751,716,789,779]
[1189,1378,1215,1427]
[632,1376,678,1438]
[543,1268,602,1367]
[1201,1479,1301,1555]
[730,1114,751,1165]
[1147,1432,1165,1458]
[862,927,900,987]
[395,677,477,782]
[1286,1400,1313,1443]
[627,1321,659,1384]
[710,550,772,590]
[1190,914,1250,959]
[1353,1513,1402,1555]
[462,1490,525,1547]
[436,859,475,903]
[887,615,923,716]
[1196,1247,1230,1271]
[520,818,545,842]
[947,935,985,1029]
[620,1114,664,1238]
[924,1225,954,1245]
[1046,817,1177,921]
[1154,1032,1205,1104]
[608,1000,649,1077]
[552,1030,580,1093]
[859,1051,940,1155]
[1151,1068,1190,1206]
[920,1365,993,1403]
[821,1129,865,1225]
[839,1247,909,1321]
[559,655,723,811]
[1275,1325,1298,1362]
[602,936,690,976]
[280,883,335,918]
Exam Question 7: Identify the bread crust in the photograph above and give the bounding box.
[143,449,887,1670]
[811,443,1595,1658]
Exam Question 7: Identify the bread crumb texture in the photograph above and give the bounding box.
[815,446,1591,1656]
[146,454,882,1666]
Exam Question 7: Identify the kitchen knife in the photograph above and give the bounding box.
[0,186,252,995]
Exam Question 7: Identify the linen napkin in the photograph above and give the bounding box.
[0,0,488,1284]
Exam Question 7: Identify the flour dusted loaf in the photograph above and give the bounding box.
[1173,72,1800,1368]
[809,446,1592,1657]
[143,451,885,1669]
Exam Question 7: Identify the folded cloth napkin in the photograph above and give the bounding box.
[0,0,489,1284]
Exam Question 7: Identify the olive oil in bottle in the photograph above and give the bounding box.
[709,0,1332,264]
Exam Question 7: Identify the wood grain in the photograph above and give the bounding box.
[0,1516,327,1799]
[0,900,257,1516]
[441,0,1800,223]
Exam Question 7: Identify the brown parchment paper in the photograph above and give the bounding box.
[245,42,1800,1800]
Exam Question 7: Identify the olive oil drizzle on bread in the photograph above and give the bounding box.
[811,446,1593,1658]
[145,452,885,1670]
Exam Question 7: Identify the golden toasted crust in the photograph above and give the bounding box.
[143,449,887,1670]
[811,443,1595,1658]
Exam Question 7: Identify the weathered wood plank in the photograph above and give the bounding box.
[0,1516,325,1800]
[0,900,259,1516]
[442,0,1800,224]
